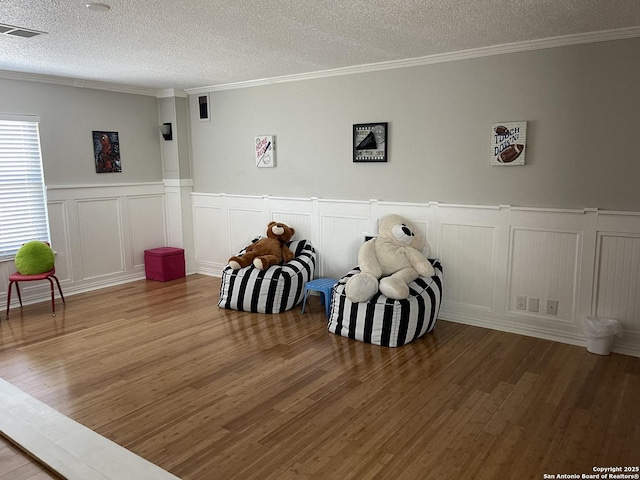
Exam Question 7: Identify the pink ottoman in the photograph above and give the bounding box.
[144,247,185,282]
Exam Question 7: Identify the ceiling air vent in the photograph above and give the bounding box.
[0,23,47,38]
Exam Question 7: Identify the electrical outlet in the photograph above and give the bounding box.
[516,295,527,311]
[528,297,539,312]
[546,299,558,315]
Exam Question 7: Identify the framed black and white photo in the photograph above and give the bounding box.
[353,122,388,162]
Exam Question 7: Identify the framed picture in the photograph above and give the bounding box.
[92,131,121,173]
[255,135,275,168]
[490,121,527,166]
[353,122,388,162]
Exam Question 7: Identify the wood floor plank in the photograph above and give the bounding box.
[0,435,60,480]
[1,274,639,479]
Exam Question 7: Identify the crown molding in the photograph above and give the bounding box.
[157,89,188,98]
[1,26,639,97]
[185,26,640,94]
[0,70,162,97]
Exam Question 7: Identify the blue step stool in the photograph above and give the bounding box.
[301,278,337,318]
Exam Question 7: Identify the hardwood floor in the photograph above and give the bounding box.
[0,274,639,479]
[0,435,59,479]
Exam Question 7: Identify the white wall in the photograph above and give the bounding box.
[189,38,640,211]
[192,194,640,357]
[0,78,163,186]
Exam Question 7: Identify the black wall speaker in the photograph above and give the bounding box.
[198,95,209,120]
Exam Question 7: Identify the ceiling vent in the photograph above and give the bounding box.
[0,23,47,38]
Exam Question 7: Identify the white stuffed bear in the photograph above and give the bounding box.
[345,214,435,302]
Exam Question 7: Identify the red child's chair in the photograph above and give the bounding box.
[5,243,66,319]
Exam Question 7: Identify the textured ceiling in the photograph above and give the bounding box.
[1,0,640,92]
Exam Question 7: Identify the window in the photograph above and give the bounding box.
[0,115,50,260]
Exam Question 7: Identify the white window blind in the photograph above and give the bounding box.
[0,116,50,260]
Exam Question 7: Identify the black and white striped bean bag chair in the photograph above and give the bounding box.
[218,238,316,314]
[328,259,443,347]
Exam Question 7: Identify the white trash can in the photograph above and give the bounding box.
[583,316,622,355]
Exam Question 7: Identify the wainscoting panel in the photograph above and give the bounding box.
[164,190,183,249]
[127,195,167,268]
[319,214,370,279]
[190,194,640,356]
[319,199,372,278]
[594,233,640,334]
[1,183,168,305]
[440,223,495,311]
[374,201,434,244]
[76,198,125,279]
[271,212,313,244]
[47,200,72,283]
[228,208,265,254]
[193,204,228,270]
[268,195,314,237]
[508,227,580,321]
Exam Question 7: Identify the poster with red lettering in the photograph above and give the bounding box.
[255,136,275,168]
[490,122,527,166]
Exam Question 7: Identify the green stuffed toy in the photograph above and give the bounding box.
[15,241,55,275]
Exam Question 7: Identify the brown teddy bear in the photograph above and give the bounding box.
[228,221,296,271]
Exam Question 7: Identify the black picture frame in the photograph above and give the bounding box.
[353,122,388,162]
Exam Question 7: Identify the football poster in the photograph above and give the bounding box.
[490,121,527,166]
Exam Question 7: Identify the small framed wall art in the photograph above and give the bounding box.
[353,122,388,162]
[490,121,527,166]
[255,135,275,168]
[92,131,122,173]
